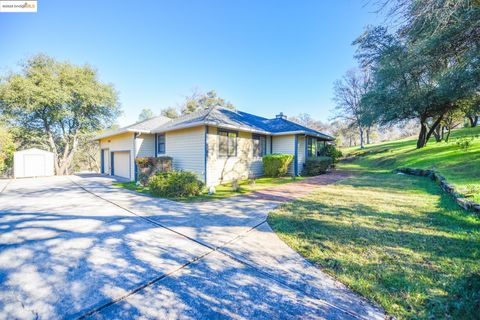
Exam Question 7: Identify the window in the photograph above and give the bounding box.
[218,129,237,157]
[307,137,317,157]
[252,134,266,157]
[317,140,326,156]
[157,133,166,154]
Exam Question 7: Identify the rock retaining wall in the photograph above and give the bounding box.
[395,168,480,213]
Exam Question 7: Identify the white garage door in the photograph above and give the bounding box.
[24,154,46,177]
[113,151,130,179]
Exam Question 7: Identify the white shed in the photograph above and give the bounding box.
[14,148,55,178]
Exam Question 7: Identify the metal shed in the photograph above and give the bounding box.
[14,148,55,178]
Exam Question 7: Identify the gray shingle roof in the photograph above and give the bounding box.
[127,115,171,131]
[96,107,334,141]
[94,115,171,140]
[152,107,334,140]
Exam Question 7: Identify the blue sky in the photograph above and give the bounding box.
[1,0,386,126]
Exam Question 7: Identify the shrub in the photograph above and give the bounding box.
[303,156,332,176]
[148,171,204,198]
[262,154,294,177]
[136,156,172,186]
[319,144,343,163]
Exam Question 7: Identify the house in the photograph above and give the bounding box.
[95,107,334,186]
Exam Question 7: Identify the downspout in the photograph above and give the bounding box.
[303,135,308,175]
[305,134,308,159]
[294,135,298,176]
[204,126,208,185]
[133,133,138,182]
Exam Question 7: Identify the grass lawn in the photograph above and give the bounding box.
[342,126,480,202]
[269,127,480,319]
[269,172,480,319]
[114,176,304,202]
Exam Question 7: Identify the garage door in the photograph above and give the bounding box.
[24,154,46,177]
[113,151,130,179]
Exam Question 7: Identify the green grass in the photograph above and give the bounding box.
[114,176,305,202]
[341,126,480,202]
[268,127,480,319]
[269,171,480,319]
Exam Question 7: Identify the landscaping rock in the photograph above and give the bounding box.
[456,198,471,210]
[395,167,480,213]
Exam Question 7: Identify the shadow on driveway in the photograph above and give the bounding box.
[0,174,384,319]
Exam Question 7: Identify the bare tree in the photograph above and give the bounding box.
[332,69,371,148]
[289,113,330,133]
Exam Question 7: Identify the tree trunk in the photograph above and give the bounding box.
[46,131,61,174]
[56,134,79,175]
[468,115,479,127]
[445,127,452,142]
[417,120,428,148]
[366,126,371,145]
[425,114,445,145]
[359,127,365,149]
[432,125,442,142]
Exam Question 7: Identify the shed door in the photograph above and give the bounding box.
[24,154,46,177]
[113,151,130,179]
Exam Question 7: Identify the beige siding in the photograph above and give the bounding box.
[163,126,206,182]
[136,133,155,158]
[206,126,265,186]
[271,134,296,175]
[298,135,306,175]
[99,132,135,180]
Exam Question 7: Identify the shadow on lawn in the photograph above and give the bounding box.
[268,173,480,319]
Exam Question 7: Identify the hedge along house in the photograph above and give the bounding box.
[95,107,334,186]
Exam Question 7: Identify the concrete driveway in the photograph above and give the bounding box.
[0,174,384,319]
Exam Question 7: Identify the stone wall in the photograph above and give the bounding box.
[395,168,480,213]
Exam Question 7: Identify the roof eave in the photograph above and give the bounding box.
[152,121,205,133]
[93,128,150,140]
[206,121,270,135]
[272,131,334,140]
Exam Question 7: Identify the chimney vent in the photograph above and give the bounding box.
[276,112,287,119]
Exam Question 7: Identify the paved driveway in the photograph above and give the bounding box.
[0,174,384,319]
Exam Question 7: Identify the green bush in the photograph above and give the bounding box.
[262,154,294,177]
[136,156,172,186]
[303,156,332,176]
[319,144,342,163]
[148,171,204,198]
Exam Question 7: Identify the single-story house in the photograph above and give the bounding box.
[95,107,334,186]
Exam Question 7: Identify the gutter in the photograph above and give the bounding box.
[96,121,334,142]
[152,121,271,135]
[93,128,150,141]
[271,130,334,140]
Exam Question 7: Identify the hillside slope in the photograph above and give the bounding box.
[342,127,480,202]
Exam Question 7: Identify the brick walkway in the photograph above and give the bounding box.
[245,170,352,203]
